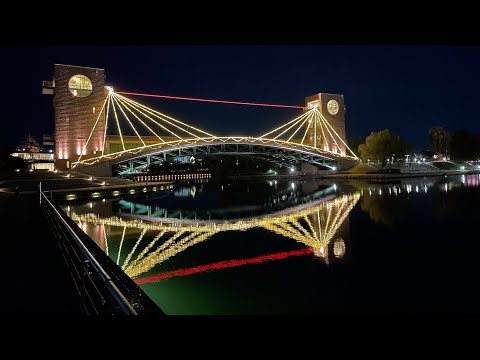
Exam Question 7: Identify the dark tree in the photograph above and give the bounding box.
[349,135,366,155]
[428,126,451,154]
[360,192,413,224]
[17,134,40,160]
[451,128,472,160]
[358,129,410,168]
[472,133,480,159]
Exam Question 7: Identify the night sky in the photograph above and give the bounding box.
[2,45,480,151]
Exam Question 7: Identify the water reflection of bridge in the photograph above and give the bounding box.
[116,184,338,221]
[72,191,360,280]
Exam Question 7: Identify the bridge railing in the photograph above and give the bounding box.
[40,187,162,315]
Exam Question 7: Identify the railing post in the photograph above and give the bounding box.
[39,182,42,205]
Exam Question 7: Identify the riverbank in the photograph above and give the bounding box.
[319,169,479,179]
[0,169,173,200]
[227,169,480,181]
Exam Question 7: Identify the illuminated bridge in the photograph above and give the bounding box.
[70,191,361,281]
[43,64,359,177]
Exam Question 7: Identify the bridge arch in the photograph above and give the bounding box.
[74,136,357,176]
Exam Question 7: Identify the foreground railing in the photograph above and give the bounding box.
[40,188,162,315]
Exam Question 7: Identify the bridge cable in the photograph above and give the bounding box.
[117,94,214,137]
[75,94,109,166]
[114,95,189,140]
[113,94,165,142]
[111,96,126,151]
[112,95,146,146]
[102,94,111,156]
[116,91,305,110]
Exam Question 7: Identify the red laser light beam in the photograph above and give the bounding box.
[116,91,305,109]
[134,247,313,285]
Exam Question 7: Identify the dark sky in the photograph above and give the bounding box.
[2,45,480,150]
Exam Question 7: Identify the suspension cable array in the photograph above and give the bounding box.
[73,192,360,280]
[259,108,358,158]
[74,91,358,167]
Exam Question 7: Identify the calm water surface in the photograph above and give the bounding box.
[61,174,480,314]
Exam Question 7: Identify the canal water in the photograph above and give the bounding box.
[60,174,480,314]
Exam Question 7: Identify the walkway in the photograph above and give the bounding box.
[0,192,84,315]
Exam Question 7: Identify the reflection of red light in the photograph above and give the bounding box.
[135,248,313,285]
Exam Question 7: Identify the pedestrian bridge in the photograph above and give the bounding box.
[71,92,359,176]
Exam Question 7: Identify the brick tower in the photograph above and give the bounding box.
[304,93,346,154]
[43,64,107,169]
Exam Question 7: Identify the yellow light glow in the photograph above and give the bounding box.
[112,95,146,146]
[73,192,360,278]
[117,93,214,137]
[102,94,111,156]
[75,94,109,166]
[111,95,126,151]
[117,94,208,139]
[114,94,164,142]
[318,110,358,159]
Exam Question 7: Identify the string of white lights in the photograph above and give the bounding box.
[127,230,216,278]
[111,95,126,151]
[315,109,342,154]
[124,230,188,273]
[104,225,109,257]
[259,109,313,138]
[287,115,310,142]
[116,96,184,140]
[127,230,167,270]
[325,196,359,241]
[102,94,111,156]
[318,111,358,158]
[116,225,127,265]
[271,112,310,140]
[117,94,213,138]
[290,218,317,242]
[76,93,109,165]
[112,95,146,146]
[300,114,313,145]
[121,228,147,270]
[117,93,215,137]
[276,221,311,244]
[303,214,317,239]
[322,205,333,242]
[114,94,164,142]
[315,111,329,150]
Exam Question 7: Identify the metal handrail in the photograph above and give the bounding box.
[40,189,137,315]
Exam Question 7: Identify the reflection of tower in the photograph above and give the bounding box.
[313,215,351,265]
[43,64,107,170]
[304,93,346,154]
[306,198,352,265]
[71,192,360,279]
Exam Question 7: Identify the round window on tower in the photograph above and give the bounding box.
[68,75,93,97]
[327,99,339,115]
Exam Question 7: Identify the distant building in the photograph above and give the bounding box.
[42,134,55,153]
[11,134,55,171]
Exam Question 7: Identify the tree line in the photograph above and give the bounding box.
[351,126,480,168]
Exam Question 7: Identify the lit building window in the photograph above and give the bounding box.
[68,75,93,97]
